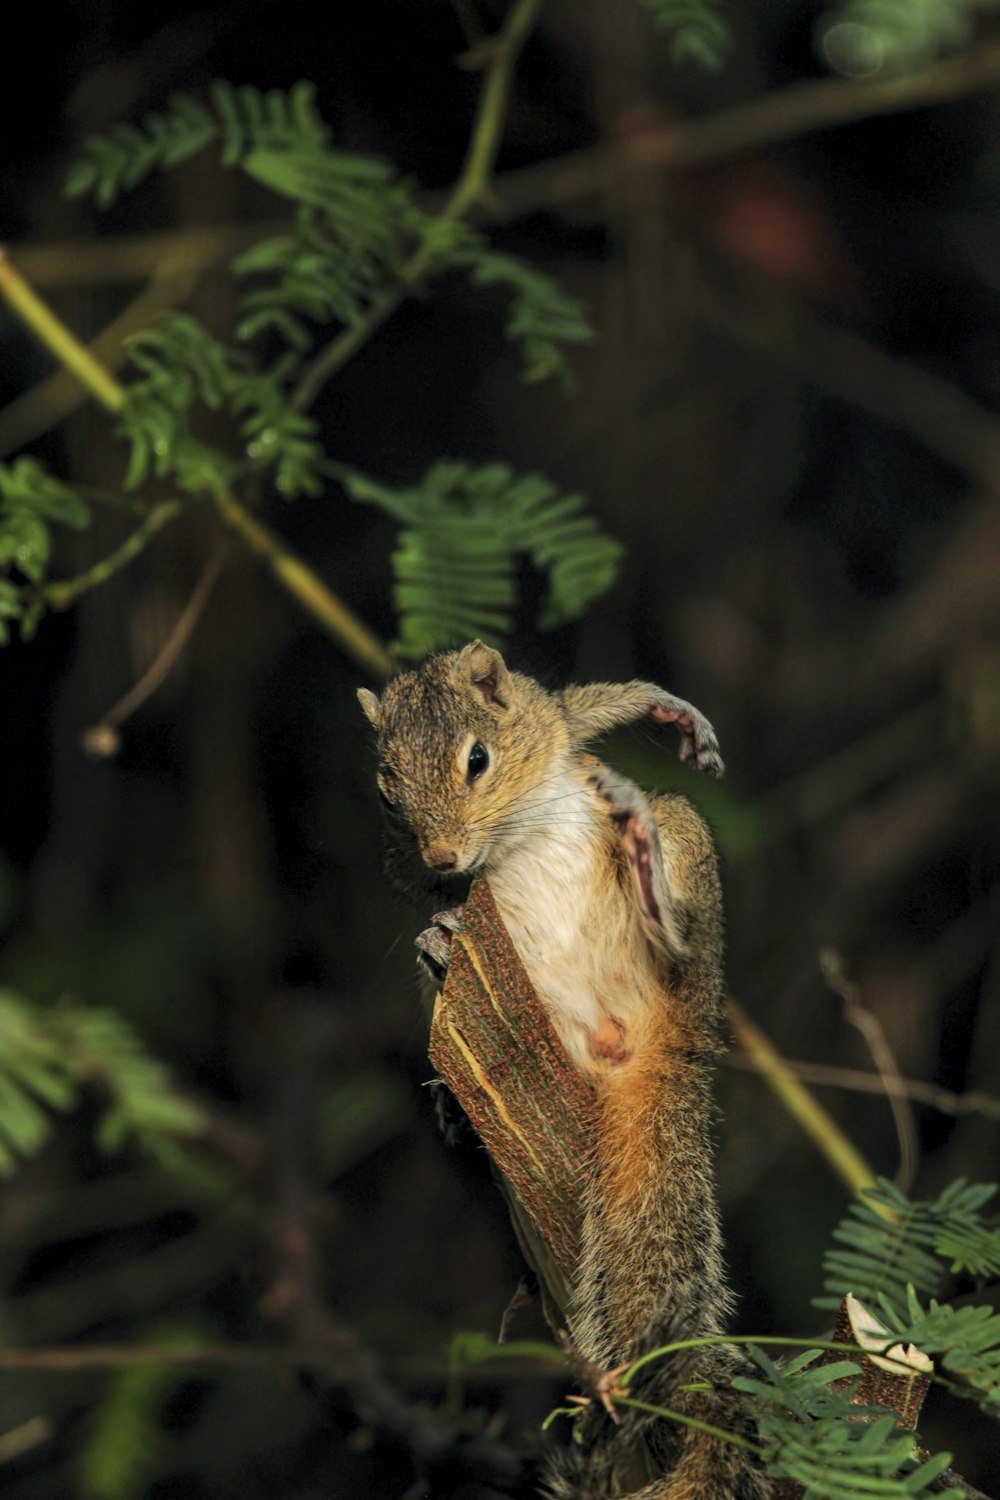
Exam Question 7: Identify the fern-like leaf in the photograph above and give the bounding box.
[0,991,203,1176]
[340,459,622,657]
[67,81,326,205]
[0,458,90,641]
[120,314,324,499]
[452,244,593,386]
[234,202,412,347]
[816,1177,1000,1314]
[816,0,997,79]
[640,0,732,71]
[60,1006,203,1164]
[735,1348,961,1498]
[69,83,594,390]
[0,993,77,1174]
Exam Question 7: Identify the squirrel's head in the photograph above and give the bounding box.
[358,640,568,875]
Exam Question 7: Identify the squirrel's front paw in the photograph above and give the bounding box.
[415,905,464,983]
[649,695,724,778]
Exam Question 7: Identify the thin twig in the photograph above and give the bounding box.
[819,950,920,1193]
[0,1417,53,1466]
[724,1052,1000,1120]
[0,247,125,414]
[40,501,182,612]
[212,490,394,677]
[825,965,913,1147]
[0,1341,557,1382]
[14,219,290,289]
[82,541,230,757]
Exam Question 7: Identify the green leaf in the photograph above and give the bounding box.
[66,82,327,205]
[425,227,594,387]
[340,459,622,656]
[78,1323,205,1500]
[735,1347,962,1498]
[816,1177,1000,1317]
[0,989,204,1178]
[0,992,78,1174]
[0,458,90,618]
[640,0,732,72]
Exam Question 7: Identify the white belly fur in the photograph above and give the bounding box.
[486,773,649,1073]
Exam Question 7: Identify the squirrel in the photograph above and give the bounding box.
[358,640,770,1499]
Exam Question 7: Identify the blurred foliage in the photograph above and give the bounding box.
[640,0,733,71]
[77,1325,203,1500]
[817,0,1000,77]
[0,459,90,640]
[0,991,203,1176]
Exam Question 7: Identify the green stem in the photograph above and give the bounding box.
[448,0,543,219]
[0,248,125,414]
[42,500,182,610]
[613,1395,763,1457]
[213,489,395,679]
[622,1333,922,1389]
[291,0,543,411]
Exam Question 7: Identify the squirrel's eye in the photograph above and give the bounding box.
[467,741,489,781]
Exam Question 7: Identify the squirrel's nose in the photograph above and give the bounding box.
[424,841,458,872]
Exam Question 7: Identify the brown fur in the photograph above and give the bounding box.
[359,643,769,1499]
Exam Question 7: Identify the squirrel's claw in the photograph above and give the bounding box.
[649,697,724,778]
[415,905,464,983]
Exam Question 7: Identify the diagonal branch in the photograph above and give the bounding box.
[496,39,1000,219]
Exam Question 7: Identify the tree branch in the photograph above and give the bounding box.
[724,1051,1000,1120]
[495,39,1000,219]
[0,261,198,459]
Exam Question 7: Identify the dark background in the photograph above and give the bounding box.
[1,2,999,1495]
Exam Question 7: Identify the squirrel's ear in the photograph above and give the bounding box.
[458,639,509,709]
[357,688,382,730]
